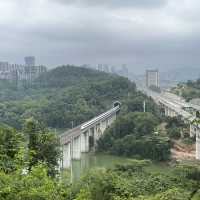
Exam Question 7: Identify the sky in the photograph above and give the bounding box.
[0,0,200,73]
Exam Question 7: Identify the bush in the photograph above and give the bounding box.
[174,164,200,182]
[114,160,152,174]
[109,135,171,161]
[97,112,170,161]
[182,138,195,145]
[167,128,181,139]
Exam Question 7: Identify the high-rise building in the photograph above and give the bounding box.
[103,64,109,73]
[146,69,159,88]
[24,56,35,66]
[121,64,128,77]
[97,64,103,71]
[111,66,116,74]
[0,62,9,71]
[81,64,92,69]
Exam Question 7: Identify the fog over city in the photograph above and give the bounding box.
[0,0,200,72]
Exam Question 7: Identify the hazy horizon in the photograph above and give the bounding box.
[0,0,200,73]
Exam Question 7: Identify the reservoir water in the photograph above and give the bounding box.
[64,153,172,182]
[69,153,134,181]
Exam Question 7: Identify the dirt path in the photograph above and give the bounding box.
[171,140,196,160]
[171,149,195,160]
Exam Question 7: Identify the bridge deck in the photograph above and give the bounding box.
[60,105,120,145]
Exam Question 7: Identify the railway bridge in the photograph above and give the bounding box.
[60,102,121,168]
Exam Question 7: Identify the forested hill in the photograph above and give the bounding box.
[0,65,159,130]
[0,65,117,102]
[36,65,115,88]
[0,65,144,129]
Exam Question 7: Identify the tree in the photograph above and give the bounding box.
[0,125,23,173]
[166,116,185,129]
[0,164,67,200]
[167,128,181,139]
[24,118,60,177]
[97,112,170,161]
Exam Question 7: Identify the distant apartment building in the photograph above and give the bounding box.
[24,56,35,66]
[115,64,129,77]
[103,64,109,73]
[121,64,128,77]
[146,69,159,88]
[97,64,103,71]
[97,64,128,76]
[0,61,46,83]
[111,66,116,74]
[81,64,92,69]
[0,62,9,71]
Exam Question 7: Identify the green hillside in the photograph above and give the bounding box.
[36,65,115,88]
[1,66,199,200]
[0,65,157,130]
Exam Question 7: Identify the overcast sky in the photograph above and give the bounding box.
[0,0,200,73]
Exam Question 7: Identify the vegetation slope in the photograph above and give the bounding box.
[171,79,200,101]
[0,65,158,130]
[0,66,200,199]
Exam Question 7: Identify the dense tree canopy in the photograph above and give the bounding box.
[24,118,60,177]
[0,66,139,129]
[0,125,23,173]
[97,112,170,161]
[0,65,160,131]
[71,162,200,200]
[171,79,200,101]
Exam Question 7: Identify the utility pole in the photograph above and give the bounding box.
[143,100,146,112]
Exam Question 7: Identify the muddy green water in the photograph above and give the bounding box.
[67,153,172,182]
[70,153,134,181]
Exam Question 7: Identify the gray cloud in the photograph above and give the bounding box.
[53,0,167,9]
[0,0,200,74]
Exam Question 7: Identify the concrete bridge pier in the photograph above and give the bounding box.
[89,127,95,149]
[62,142,71,168]
[196,132,200,160]
[72,136,81,160]
[81,131,89,153]
[172,110,176,117]
[163,105,177,118]
[169,109,172,117]
[94,124,101,145]
[164,107,169,116]
[93,125,100,149]
[169,108,174,117]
